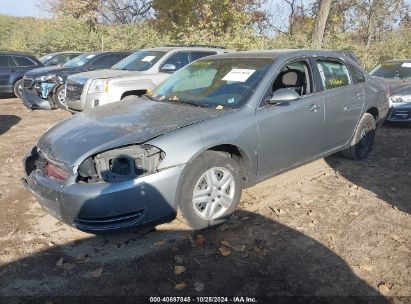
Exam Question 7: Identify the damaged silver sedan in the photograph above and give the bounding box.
[23,50,388,233]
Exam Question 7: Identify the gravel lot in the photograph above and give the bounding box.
[0,97,410,301]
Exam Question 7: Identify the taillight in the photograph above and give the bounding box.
[45,162,69,180]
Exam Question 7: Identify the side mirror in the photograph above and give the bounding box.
[267,88,300,105]
[160,63,177,73]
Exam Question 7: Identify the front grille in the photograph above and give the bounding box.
[389,109,410,120]
[23,78,34,88]
[65,82,84,100]
[74,210,145,230]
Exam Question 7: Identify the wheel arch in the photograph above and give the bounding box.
[121,90,147,100]
[366,107,379,122]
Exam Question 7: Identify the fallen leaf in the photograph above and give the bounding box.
[62,263,75,271]
[359,265,374,272]
[174,255,185,264]
[154,240,166,247]
[174,282,187,290]
[56,257,64,267]
[219,246,231,257]
[378,283,391,295]
[194,282,205,292]
[76,253,87,260]
[240,245,247,252]
[174,265,186,275]
[272,231,280,236]
[171,246,178,252]
[195,234,206,246]
[89,268,103,278]
[220,240,232,248]
[240,216,250,221]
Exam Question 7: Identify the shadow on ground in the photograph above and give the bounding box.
[0,114,21,135]
[0,210,386,302]
[325,124,411,214]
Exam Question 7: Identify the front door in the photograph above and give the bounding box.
[256,59,325,178]
[0,55,10,92]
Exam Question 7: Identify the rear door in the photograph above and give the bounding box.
[0,55,10,91]
[314,59,364,151]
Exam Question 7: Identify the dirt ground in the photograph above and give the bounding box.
[0,97,410,302]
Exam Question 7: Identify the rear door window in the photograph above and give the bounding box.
[13,56,37,67]
[0,55,9,68]
[162,52,191,70]
[90,54,119,69]
[348,64,366,84]
[316,60,351,90]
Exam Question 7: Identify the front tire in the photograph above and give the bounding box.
[53,85,66,109]
[178,151,243,230]
[341,113,376,160]
[13,79,23,99]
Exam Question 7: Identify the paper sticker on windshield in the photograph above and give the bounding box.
[222,69,255,82]
[401,63,411,68]
[142,56,156,62]
[86,55,96,59]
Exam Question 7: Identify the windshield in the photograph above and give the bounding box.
[370,62,411,80]
[112,50,166,71]
[64,53,97,68]
[39,54,54,64]
[150,57,274,109]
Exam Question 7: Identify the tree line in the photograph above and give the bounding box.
[0,0,409,69]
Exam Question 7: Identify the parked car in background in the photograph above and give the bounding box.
[39,52,82,67]
[65,46,228,112]
[0,51,43,98]
[370,59,411,123]
[21,51,131,110]
[23,50,388,233]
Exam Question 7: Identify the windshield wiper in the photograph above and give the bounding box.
[144,94,159,101]
[164,98,208,108]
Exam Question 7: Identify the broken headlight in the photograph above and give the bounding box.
[35,74,59,82]
[81,145,165,183]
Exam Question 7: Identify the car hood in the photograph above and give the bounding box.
[38,98,227,165]
[24,65,80,79]
[71,69,140,80]
[375,77,411,95]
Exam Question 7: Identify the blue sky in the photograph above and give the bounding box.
[0,0,46,18]
[0,0,410,19]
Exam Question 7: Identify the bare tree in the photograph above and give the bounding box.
[311,0,333,48]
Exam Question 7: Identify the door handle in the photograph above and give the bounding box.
[308,104,320,112]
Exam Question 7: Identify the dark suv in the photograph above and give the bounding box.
[0,52,43,98]
[21,51,131,110]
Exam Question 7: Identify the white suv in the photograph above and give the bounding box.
[65,46,228,112]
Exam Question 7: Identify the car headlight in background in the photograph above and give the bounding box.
[390,94,411,104]
[88,79,109,94]
[34,74,60,82]
[77,145,165,183]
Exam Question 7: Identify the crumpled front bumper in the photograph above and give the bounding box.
[21,89,52,110]
[22,147,185,233]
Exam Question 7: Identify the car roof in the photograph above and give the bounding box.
[140,46,227,52]
[203,49,355,60]
[0,51,36,57]
[83,51,131,56]
[381,59,411,63]
[43,51,83,56]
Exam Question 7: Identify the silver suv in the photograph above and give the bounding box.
[65,46,228,112]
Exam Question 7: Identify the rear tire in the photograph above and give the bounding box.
[53,85,66,109]
[341,113,376,160]
[13,79,23,99]
[178,151,243,230]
